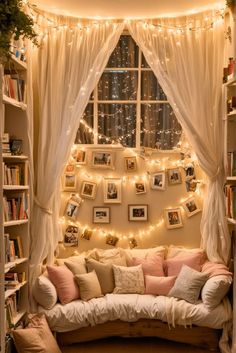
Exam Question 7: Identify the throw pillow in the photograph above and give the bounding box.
[168,265,208,304]
[64,259,87,275]
[164,252,204,276]
[12,314,61,353]
[167,245,206,258]
[201,275,232,310]
[132,254,164,277]
[124,246,166,266]
[47,265,79,305]
[145,275,176,296]
[85,258,115,294]
[95,248,127,266]
[113,264,145,294]
[75,270,103,301]
[32,273,57,309]
[202,261,232,278]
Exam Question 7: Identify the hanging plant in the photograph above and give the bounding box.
[0,0,37,63]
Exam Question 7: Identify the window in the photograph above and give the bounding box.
[75,34,182,150]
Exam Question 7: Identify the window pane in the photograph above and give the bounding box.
[107,35,139,68]
[75,103,94,144]
[98,104,136,147]
[98,71,138,100]
[141,103,182,150]
[141,71,167,100]
[141,54,150,68]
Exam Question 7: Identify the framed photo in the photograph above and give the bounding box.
[103,178,122,204]
[164,208,183,229]
[65,164,75,173]
[150,171,165,190]
[10,139,23,155]
[135,181,146,195]
[72,148,86,164]
[128,204,148,221]
[64,195,82,220]
[182,197,201,217]
[64,225,79,247]
[81,181,97,199]
[63,173,77,191]
[93,207,110,224]
[106,234,119,247]
[167,168,182,185]
[81,228,93,240]
[91,151,114,169]
[124,156,137,172]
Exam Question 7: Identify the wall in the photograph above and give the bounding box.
[59,145,205,256]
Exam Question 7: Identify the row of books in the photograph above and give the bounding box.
[225,184,236,220]
[5,271,26,289]
[3,74,26,103]
[5,293,19,331]
[3,193,28,222]
[227,151,236,177]
[3,162,28,186]
[4,234,24,263]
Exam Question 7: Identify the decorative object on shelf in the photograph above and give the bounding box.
[164,208,183,229]
[10,138,23,155]
[106,234,119,246]
[64,194,82,220]
[150,171,166,191]
[93,207,110,224]
[81,181,97,200]
[135,181,146,194]
[64,225,79,247]
[167,167,182,185]
[124,156,137,172]
[91,150,115,169]
[181,196,201,217]
[63,173,77,191]
[128,204,148,222]
[0,0,37,62]
[103,178,122,204]
[72,147,86,164]
[81,228,93,240]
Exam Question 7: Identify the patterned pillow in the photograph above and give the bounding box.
[113,264,145,294]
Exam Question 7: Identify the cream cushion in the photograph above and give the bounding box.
[64,259,87,275]
[95,248,127,266]
[124,246,166,266]
[85,258,115,294]
[168,265,208,304]
[75,270,103,301]
[113,264,145,294]
[201,275,232,310]
[32,273,57,309]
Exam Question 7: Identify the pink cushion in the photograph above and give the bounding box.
[47,265,79,304]
[164,252,204,276]
[145,275,176,295]
[202,261,232,278]
[132,255,164,277]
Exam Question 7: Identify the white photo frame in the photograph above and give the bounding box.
[182,197,201,217]
[91,151,115,169]
[64,195,82,220]
[150,171,165,190]
[63,173,77,191]
[72,148,86,164]
[128,204,148,221]
[81,181,97,199]
[103,178,122,203]
[124,156,137,172]
[164,208,183,229]
[93,207,110,224]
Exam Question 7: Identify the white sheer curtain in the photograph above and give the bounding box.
[128,12,230,265]
[29,13,125,283]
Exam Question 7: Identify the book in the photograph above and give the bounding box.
[10,235,23,258]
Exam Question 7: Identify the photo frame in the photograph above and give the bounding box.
[65,164,76,173]
[124,156,137,172]
[81,228,93,240]
[63,173,77,191]
[103,178,122,204]
[93,207,110,224]
[128,204,148,222]
[182,197,201,217]
[64,225,79,247]
[91,151,115,169]
[135,181,146,195]
[72,147,86,164]
[167,168,182,185]
[150,171,165,191]
[64,195,82,220]
[81,181,97,199]
[164,208,183,229]
[10,139,23,155]
[106,234,119,247]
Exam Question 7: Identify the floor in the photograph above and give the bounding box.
[60,337,220,353]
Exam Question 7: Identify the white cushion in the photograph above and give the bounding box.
[33,274,57,309]
[201,275,232,310]
[113,264,145,294]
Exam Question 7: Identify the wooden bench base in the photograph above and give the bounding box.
[56,319,221,350]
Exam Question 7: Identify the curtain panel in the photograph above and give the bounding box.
[128,12,230,265]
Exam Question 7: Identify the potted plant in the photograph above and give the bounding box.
[0,0,37,62]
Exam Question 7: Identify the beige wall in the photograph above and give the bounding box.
[59,146,205,256]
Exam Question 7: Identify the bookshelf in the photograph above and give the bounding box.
[0,52,30,353]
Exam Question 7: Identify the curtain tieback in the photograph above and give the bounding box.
[210,166,221,182]
[34,197,52,215]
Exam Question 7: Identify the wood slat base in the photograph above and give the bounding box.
[56,319,221,350]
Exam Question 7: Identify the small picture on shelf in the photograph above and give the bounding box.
[64,225,79,247]
[164,208,183,229]
[81,181,97,199]
[182,197,201,217]
[10,139,23,155]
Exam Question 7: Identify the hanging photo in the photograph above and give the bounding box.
[81,181,97,199]
[91,151,115,169]
[65,164,75,173]
[128,204,148,221]
[135,181,146,195]
[182,197,201,217]
[164,208,183,229]
[103,178,122,203]
[64,225,79,247]
[129,237,138,249]
[81,228,93,240]
[150,171,165,190]
[63,173,77,191]
[72,147,86,164]
[106,234,119,247]
[185,162,196,192]
[124,156,137,172]
[93,207,110,224]
[167,168,182,185]
[64,195,82,220]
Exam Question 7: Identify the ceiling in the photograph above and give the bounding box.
[31,0,225,19]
